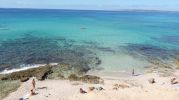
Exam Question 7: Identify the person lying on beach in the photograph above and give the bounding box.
[80,88,87,94]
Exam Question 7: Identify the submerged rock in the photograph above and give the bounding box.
[0,34,100,73]
[0,34,103,82]
[120,44,179,72]
[120,44,174,59]
[150,35,179,45]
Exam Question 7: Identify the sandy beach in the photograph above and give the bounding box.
[3,72,179,100]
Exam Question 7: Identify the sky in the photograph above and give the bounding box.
[0,0,179,11]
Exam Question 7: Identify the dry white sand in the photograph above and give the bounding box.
[4,73,179,100]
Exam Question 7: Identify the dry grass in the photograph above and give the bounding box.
[0,80,20,99]
[175,60,179,69]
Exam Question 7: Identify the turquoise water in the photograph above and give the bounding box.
[0,8,179,72]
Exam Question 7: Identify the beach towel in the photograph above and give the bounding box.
[19,93,31,100]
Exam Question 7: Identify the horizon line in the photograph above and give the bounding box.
[0,7,179,13]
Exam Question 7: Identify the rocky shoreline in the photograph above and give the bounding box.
[0,63,104,83]
[0,63,104,99]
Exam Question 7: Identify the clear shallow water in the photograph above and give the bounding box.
[0,8,179,73]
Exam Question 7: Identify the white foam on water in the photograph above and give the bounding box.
[0,63,58,74]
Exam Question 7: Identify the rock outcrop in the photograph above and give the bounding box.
[171,78,178,85]
[0,65,52,81]
[148,78,155,84]
[68,74,104,84]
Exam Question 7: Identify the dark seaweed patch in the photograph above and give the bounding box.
[0,34,99,72]
[95,47,115,53]
[119,43,179,70]
[150,35,179,45]
[120,44,179,60]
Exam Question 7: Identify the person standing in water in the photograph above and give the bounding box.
[132,68,135,76]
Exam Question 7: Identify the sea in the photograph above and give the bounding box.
[0,8,179,74]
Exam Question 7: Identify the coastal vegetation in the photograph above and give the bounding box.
[0,80,20,99]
